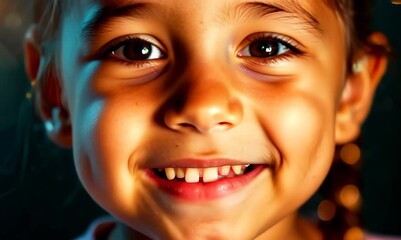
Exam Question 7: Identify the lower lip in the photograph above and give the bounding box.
[146,165,266,201]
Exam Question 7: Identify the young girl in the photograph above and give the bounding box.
[24,0,390,239]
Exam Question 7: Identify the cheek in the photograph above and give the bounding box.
[71,90,155,212]
[254,88,336,201]
[271,97,333,165]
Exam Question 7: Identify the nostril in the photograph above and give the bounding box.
[217,122,233,128]
[211,122,234,132]
[163,93,243,133]
[180,123,191,126]
[177,122,210,133]
[178,123,195,129]
[174,121,233,134]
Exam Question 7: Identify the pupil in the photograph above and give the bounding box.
[123,40,152,61]
[249,40,278,58]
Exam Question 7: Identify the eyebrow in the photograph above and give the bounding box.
[229,0,323,36]
[81,1,162,42]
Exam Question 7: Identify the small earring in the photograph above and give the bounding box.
[44,120,55,132]
[352,58,366,73]
[44,107,62,133]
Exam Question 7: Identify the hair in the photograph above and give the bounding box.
[330,0,391,70]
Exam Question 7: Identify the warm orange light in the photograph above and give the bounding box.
[340,143,360,165]
[339,184,361,210]
[317,200,336,221]
[343,227,364,240]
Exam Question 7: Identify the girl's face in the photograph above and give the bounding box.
[59,0,348,238]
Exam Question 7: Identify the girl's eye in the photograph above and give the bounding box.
[240,39,289,58]
[109,37,165,61]
[237,33,302,60]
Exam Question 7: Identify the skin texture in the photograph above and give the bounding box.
[24,0,388,239]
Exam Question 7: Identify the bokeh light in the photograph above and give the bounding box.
[318,199,336,221]
[340,143,361,165]
[343,226,364,240]
[339,184,361,211]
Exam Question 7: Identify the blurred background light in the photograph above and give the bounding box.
[339,184,361,211]
[318,199,336,222]
[340,143,361,165]
[344,226,364,240]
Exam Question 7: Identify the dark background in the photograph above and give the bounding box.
[361,1,401,235]
[0,1,400,239]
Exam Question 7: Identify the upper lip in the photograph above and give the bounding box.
[151,158,254,169]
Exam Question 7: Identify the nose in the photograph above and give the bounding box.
[164,78,243,134]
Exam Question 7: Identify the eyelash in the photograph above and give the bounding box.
[238,33,304,65]
[99,35,166,67]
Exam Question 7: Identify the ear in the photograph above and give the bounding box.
[24,25,72,148]
[335,32,389,144]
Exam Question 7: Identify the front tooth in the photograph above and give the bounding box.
[232,165,242,175]
[220,165,230,176]
[185,168,200,183]
[203,167,218,182]
[165,168,176,180]
[176,168,185,178]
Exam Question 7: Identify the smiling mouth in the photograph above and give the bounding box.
[148,164,266,201]
[153,164,254,183]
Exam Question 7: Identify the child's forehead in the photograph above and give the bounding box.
[77,0,335,21]
[75,0,338,41]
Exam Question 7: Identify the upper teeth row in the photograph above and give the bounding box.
[161,165,250,183]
